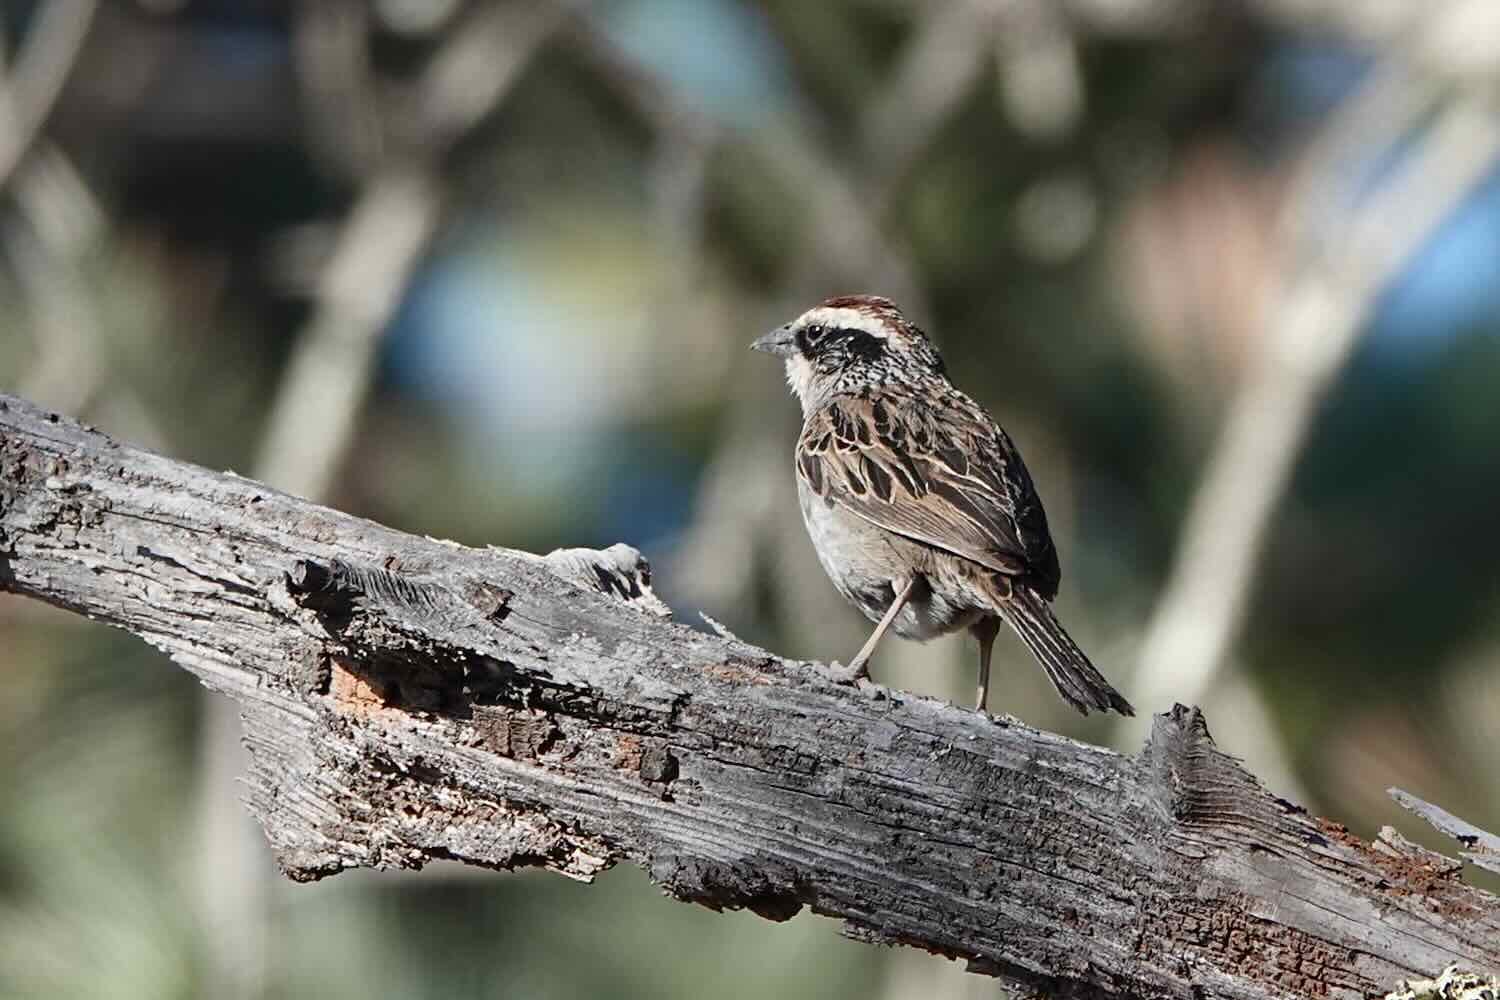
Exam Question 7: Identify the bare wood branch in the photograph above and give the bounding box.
[209,14,568,988]
[1384,964,1500,1000]
[1392,788,1500,878]
[1,390,1497,1000]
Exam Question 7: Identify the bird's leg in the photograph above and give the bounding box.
[970,616,1000,712]
[830,576,918,684]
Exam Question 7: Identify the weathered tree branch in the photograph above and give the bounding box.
[0,391,1495,1000]
[1392,790,1500,878]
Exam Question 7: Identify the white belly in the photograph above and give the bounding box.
[796,478,985,641]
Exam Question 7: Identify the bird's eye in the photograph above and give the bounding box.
[796,324,828,354]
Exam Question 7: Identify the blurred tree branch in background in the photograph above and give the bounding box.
[199,8,571,994]
[260,0,563,500]
[0,0,94,188]
[2,393,1497,999]
[1119,0,1500,830]
[1129,59,1500,720]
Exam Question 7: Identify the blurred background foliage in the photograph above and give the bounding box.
[1,0,1499,997]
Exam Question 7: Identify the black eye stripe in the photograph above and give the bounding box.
[800,325,880,355]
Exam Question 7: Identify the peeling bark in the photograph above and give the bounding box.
[1,391,1497,1000]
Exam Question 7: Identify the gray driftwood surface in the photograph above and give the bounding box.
[1,391,1496,1000]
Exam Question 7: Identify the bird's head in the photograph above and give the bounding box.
[752,295,945,411]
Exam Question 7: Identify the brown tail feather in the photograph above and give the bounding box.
[1001,585,1134,716]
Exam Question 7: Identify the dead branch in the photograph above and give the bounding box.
[0,390,1496,1000]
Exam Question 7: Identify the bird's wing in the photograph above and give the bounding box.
[796,392,1060,595]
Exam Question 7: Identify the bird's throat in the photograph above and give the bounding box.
[784,356,818,413]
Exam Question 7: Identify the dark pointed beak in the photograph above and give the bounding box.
[751,324,796,358]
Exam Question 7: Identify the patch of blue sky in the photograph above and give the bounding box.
[1366,165,1500,360]
[595,0,795,128]
[385,243,610,493]
[385,238,704,545]
[1259,40,1500,360]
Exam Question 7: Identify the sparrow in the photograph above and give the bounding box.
[752,295,1133,716]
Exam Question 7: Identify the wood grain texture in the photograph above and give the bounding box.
[1,391,1496,1000]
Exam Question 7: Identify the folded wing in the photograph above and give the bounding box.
[796,393,1061,598]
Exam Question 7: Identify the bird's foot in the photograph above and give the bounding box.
[826,657,870,686]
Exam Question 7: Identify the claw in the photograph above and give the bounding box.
[825,659,868,686]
